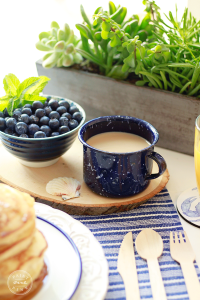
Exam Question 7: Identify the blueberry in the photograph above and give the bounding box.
[5,117,9,122]
[57,106,67,115]
[21,107,32,116]
[18,114,30,124]
[51,132,59,137]
[44,106,52,116]
[49,99,59,110]
[0,112,5,118]
[12,133,19,137]
[32,101,44,110]
[69,106,79,115]
[4,108,10,117]
[13,110,21,120]
[49,119,59,130]
[4,128,13,135]
[58,100,70,110]
[23,104,32,109]
[49,111,60,120]
[35,108,45,118]
[40,125,51,137]
[40,116,50,126]
[15,122,28,135]
[44,101,48,107]
[59,117,69,127]
[20,134,28,138]
[47,96,51,102]
[0,118,6,131]
[29,115,39,124]
[59,126,70,135]
[6,118,17,130]
[15,108,22,112]
[28,124,40,136]
[68,119,79,130]
[34,131,46,138]
[62,112,72,120]
[72,112,83,123]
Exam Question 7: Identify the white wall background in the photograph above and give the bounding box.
[0,0,188,95]
[188,0,200,21]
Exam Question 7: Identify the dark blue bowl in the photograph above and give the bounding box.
[78,116,166,198]
[0,96,86,167]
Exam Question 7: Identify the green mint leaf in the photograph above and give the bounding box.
[13,98,21,110]
[3,74,20,96]
[0,95,12,112]
[0,95,11,101]
[22,94,47,104]
[25,76,50,95]
[7,97,16,116]
[0,75,50,115]
[23,94,47,101]
[17,77,40,99]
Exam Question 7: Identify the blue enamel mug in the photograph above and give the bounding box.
[78,116,166,198]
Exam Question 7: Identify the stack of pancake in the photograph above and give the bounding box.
[0,184,48,299]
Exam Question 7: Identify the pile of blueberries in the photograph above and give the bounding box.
[0,97,83,138]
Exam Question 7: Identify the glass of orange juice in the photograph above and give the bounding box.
[195,115,200,194]
[176,116,200,227]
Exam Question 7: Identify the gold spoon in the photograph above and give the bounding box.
[135,229,167,300]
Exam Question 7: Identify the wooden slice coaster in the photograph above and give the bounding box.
[0,139,169,215]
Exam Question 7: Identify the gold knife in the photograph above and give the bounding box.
[117,231,140,300]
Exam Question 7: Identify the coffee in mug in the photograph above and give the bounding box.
[87,132,150,153]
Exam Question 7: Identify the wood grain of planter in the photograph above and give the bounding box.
[36,59,200,155]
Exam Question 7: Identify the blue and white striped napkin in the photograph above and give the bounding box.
[73,188,200,300]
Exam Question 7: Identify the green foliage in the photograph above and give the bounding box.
[75,1,158,78]
[36,21,83,68]
[0,74,50,115]
[132,7,200,96]
[93,4,200,96]
[76,4,111,74]
[35,1,200,97]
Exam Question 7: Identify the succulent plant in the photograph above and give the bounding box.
[75,1,159,79]
[94,5,200,96]
[35,2,200,98]
[36,21,83,68]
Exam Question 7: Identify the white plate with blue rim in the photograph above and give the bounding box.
[34,202,109,300]
[32,216,82,300]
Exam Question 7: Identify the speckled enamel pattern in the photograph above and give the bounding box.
[78,116,166,198]
[0,96,86,163]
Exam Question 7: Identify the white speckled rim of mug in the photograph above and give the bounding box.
[78,115,159,155]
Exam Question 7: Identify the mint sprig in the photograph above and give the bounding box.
[0,74,50,116]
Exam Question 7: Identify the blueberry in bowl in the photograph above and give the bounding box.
[49,111,60,120]
[0,96,86,167]
[0,118,6,131]
[39,116,50,126]
[56,106,67,115]
[21,107,32,116]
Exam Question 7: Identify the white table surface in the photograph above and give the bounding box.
[155,146,200,268]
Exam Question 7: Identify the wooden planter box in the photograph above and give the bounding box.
[36,59,200,156]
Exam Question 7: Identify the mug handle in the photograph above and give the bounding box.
[145,151,167,180]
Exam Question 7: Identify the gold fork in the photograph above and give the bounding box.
[170,231,200,300]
